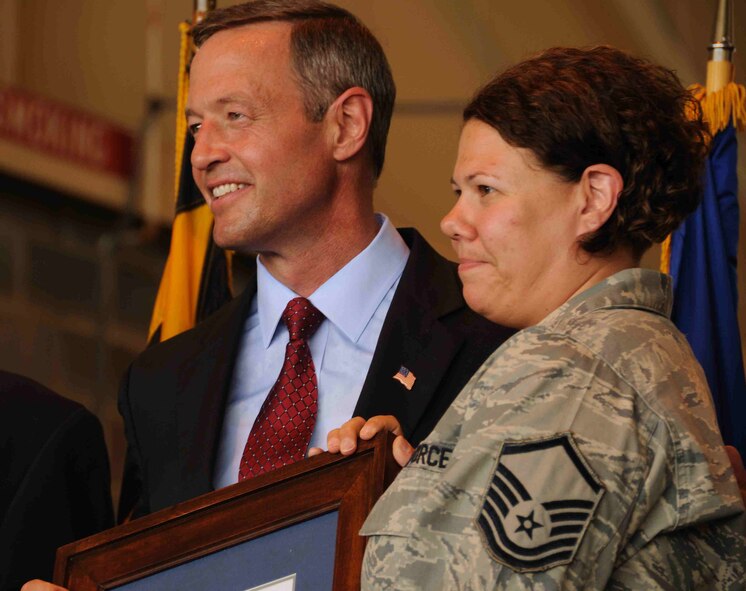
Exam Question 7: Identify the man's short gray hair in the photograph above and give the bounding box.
[193,0,396,179]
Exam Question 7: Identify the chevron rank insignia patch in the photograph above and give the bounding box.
[476,433,604,573]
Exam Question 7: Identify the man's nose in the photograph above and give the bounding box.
[190,123,229,171]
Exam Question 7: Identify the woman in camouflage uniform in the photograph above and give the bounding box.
[326,46,746,590]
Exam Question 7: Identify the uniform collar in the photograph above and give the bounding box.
[540,268,672,331]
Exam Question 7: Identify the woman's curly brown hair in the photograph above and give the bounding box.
[464,46,710,258]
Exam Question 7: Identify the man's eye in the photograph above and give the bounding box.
[227,112,244,121]
[477,185,494,195]
[188,122,201,135]
[452,188,462,198]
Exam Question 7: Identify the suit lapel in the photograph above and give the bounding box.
[176,269,257,497]
[355,229,466,438]
[173,230,466,493]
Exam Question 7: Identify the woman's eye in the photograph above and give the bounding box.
[477,185,494,196]
[188,122,201,135]
[452,188,462,198]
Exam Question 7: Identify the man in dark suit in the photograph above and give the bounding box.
[0,371,114,591]
[22,3,510,589]
[117,0,513,520]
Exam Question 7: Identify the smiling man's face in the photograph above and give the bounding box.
[187,21,336,256]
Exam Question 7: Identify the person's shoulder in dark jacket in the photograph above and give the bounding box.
[0,371,114,591]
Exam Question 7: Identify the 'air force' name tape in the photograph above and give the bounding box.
[408,442,454,470]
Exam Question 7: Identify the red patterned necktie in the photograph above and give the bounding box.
[238,297,324,480]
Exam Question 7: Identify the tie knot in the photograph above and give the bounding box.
[282,297,324,341]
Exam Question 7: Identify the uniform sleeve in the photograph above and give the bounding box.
[457,330,666,588]
[362,329,673,590]
[606,512,746,591]
[363,297,745,590]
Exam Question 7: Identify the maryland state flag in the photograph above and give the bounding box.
[662,80,746,459]
[148,20,232,345]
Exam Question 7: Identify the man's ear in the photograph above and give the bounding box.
[576,164,623,238]
[327,87,373,164]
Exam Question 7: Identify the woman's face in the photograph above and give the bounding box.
[442,119,584,328]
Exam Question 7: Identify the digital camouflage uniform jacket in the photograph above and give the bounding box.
[361,268,746,590]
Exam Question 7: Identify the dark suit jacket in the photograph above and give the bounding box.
[118,229,513,519]
[0,371,114,591]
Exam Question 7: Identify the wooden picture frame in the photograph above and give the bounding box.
[54,433,400,591]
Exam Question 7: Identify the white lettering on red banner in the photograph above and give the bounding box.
[0,85,134,178]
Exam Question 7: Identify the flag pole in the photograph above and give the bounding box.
[194,0,217,24]
[707,0,734,94]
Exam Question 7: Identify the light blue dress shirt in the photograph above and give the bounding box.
[213,214,410,488]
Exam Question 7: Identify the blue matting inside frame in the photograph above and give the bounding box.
[114,510,339,591]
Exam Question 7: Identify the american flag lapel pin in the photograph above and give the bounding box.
[393,365,416,390]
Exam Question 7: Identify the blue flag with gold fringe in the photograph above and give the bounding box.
[665,83,746,459]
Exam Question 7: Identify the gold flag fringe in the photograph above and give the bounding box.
[659,82,746,274]
[660,234,672,275]
[689,82,746,136]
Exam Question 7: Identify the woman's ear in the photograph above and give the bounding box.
[326,86,373,164]
[576,164,624,237]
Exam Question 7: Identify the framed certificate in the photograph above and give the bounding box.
[54,433,399,591]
